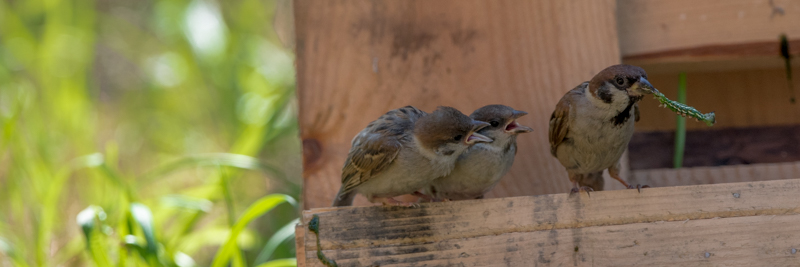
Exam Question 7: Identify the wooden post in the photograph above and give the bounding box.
[295,0,623,209]
[299,179,800,266]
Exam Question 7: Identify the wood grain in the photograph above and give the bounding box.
[295,0,623,208]
[631,161,800,188]
[299,178,800,266]
[618,0,800,60]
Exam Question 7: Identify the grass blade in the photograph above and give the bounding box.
[673,73,687,169]
[0,237,30,267]
[254,218,299,265]
[141,153,291,184]
[130,203,160,265]
[211,194,297,267]
[76,206,112,267]
[255,258,297,267]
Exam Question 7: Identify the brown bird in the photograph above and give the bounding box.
[332,106,493,207]
[421,105,532,201]
[549,64,653,194]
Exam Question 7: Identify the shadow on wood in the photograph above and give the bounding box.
[298,178,800,266]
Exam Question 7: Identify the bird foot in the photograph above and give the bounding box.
[376,197,420,208]
[570,186,594,196]
[626,184,651,193]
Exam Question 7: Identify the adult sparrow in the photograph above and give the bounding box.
[549,64,653,194]
[421,105,532,201]
[332,106,493,207]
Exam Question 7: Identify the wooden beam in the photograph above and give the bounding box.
[298,178,800,266]
[632,161,800,188]
[294,0,623,209]
[618,0,800,72]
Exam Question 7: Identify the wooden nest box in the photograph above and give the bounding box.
[293,0,800,266]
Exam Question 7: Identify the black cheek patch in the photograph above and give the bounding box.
[597,87,614,104]
[611,99,637,126]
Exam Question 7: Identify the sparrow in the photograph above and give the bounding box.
[548,64,653,194]
[421,105,532,201]
[332,106,493,207]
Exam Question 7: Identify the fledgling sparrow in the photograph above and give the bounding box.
[549,64,653,194]
[332,106,493,207]
[421,105,532,201]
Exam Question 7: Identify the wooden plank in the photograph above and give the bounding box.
[628,125,800,169]
[304,215,800,266]
[299,179,800,266]
[619,0,800,71]
[631,161,800,188]
[294,0,623,209]
[295,224,306,267]
[634,67,800,132]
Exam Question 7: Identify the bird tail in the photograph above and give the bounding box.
[577,171,605,191]
[331,188,356,207]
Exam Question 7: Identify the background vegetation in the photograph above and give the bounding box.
[0,0,302,266]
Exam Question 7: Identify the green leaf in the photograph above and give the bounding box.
[175,226,258,255]
[161,195,213,212]
[255,258,297,267]
[0,236,30,267]
[254,218,299,265]
[130,203,159,264]
[76,206,112,267]
[174,251,198,267]
[141,153,295,187]
[211,194,297,267]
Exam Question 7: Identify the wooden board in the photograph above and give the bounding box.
[634,67,800,132]
[629,125,800,169]
[618,0,800,71]
[295,0,623,208]
[298,178,800,266]
[631,161,800,188]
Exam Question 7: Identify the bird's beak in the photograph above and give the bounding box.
[505,121,533,134]
[630,77,655,96]
[511,110,528,119]
[505,110,533,134]
[466,132,492,144]
[467,120,492,144]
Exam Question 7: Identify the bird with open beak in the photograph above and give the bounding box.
[332,106,493,207]
[549,64,653,194]
[421,105,532,201]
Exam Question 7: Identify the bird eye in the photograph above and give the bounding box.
[490,121,500,127]
[615,77,625,86]
[453,135,463,141]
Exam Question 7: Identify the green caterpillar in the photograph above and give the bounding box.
[650,88,715,126]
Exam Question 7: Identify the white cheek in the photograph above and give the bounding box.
[612,90,630,104]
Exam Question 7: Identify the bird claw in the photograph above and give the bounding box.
[626,184,651,193]
[570,186,594,196]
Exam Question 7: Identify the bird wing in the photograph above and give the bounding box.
[549,83,586,157]
[339,106,425,194]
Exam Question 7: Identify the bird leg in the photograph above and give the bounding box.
[608,165,649,193]
[570,182,594,196]
[373,197,420,208]
[568,172,593,196]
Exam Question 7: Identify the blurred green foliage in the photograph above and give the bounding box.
[0,0,302,266]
